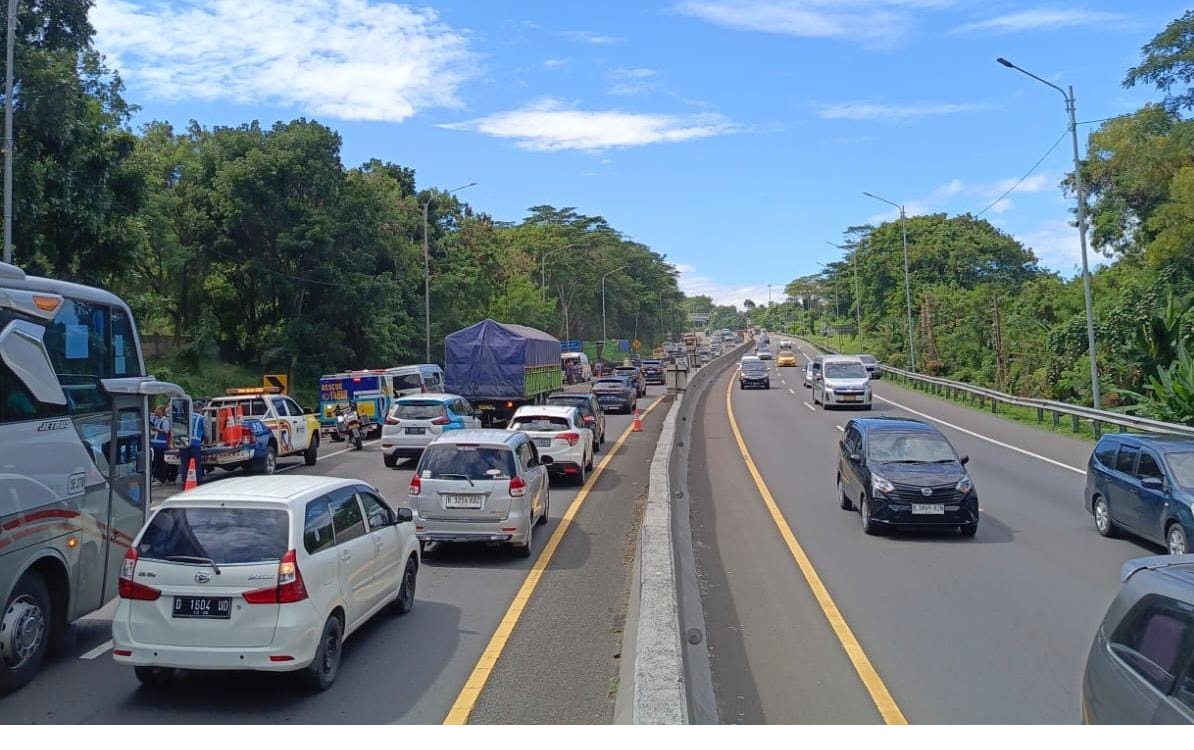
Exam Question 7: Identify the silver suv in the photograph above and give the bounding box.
[407,430,551,558]
[1082,555,1194,723]
[813,355,873,410]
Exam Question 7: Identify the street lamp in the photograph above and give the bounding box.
[3,0,16,264]
[828,240,863,344]
[601,266,625,345]
[863,191,916,372]
[422,181,477,362]
[997,56,1101,410]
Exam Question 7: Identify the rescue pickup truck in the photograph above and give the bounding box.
[165,387,320,475]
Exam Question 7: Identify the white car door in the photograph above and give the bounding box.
[357,489,404,604]
[284,397,310,453]
[326,487,377,630]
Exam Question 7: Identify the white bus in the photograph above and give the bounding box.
[0,260,183,694]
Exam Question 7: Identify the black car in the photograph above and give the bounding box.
[858,354,881,379]
[546,391,607,450]
[837,417,978,537]
[641,359,665,385]
[739,357,770,389]
[592,376,636,414]
[613,366,647,397]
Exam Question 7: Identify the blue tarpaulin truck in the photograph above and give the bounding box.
[444,319,564,426]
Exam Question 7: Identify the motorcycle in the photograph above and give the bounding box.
[335,407,364,451]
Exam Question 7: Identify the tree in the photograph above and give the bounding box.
[1124,11,1194,114]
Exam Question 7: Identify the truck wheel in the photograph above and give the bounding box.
[0,572,51,696]
[304,436,318,466]
[253,445,277,475]
[383,454,398,468]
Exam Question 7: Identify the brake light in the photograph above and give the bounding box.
[505,401,514,409]
[582,415,596,426]
[509,475,527,498]
[558,432,580,446]
[117,548,161,601]
[385,414,400,426]
[409,475,422,496]
[243,549,307,604]
[430,416,451,426]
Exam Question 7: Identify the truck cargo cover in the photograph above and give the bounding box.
[444,319,561,399]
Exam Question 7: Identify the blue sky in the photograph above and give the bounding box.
[93,0,1182,308]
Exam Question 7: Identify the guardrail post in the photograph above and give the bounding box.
[1092,421,1102,438]
[1052,411,1060,430]
[1036,407,1043,423]
[991,398,998,414]
[1072,414,1080,433]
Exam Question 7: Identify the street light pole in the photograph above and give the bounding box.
[601,266,625,346]
[997,57,1101,410]
[422,181,477,363]
[863,191,916,372]
[828,240,863,344]
[3,0,15,265]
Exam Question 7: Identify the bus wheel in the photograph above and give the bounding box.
[0,573,51,696]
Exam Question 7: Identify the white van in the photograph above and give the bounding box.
[386,364,445,397]
[561,352,592,383]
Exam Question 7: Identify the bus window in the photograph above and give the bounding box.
[42,298,111,414]
[111,307,141,377]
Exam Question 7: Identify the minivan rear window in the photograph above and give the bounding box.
[138,508,289,564]
[418,444,517,480]
[392,373,423,391]
[394,402,445,420]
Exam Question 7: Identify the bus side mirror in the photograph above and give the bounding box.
[0,320,67,405]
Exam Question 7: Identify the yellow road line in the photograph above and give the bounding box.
[443,396,668,725]
[723,374,908,725]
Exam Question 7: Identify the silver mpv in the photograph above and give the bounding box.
[407,430,551,558]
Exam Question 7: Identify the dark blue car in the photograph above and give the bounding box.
[1086,435,1194,555]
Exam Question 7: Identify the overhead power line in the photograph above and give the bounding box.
[975,126,1070,218]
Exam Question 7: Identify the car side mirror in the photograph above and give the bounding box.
[396,507,414,524]
[848,453,863,465]
[1141,476,1164,491]
[959,455,970,466]
[539,456,554,466]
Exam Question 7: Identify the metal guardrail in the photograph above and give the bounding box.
[798,337,1194,439]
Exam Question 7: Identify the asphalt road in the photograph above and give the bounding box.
[689,343,1157,724]
[0,386,668,725]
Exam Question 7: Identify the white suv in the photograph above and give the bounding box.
[380,393,481,467]
[507,405,595,485]
[111,476,420,691]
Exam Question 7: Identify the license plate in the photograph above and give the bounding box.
[443,494,483,510]
[840,395,860,402]
[172,596,232,620]
[911,504,945,515]
[405,426,426,435]
[477,404,495,411]
[534,438,552,447]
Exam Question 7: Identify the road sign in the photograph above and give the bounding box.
[264,374,288,395]
[560,339,582,353]
[632,339,641,351]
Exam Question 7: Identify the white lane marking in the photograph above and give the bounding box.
[804,402,815,412]
[874,394,1084,475]
[80,640,113,660]
[836,425,845,432]
[789,388,796,395]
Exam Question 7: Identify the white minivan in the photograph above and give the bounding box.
[561,352,592,383]
[386,364,445,397]
[812,355,873,410]
[111,476,420,691]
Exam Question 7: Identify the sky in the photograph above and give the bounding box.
[91,0,1183,308]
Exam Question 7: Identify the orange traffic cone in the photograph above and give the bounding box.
[182,457,199,491]
[632,408,643,433]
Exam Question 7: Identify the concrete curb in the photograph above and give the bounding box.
[626,339,754,724]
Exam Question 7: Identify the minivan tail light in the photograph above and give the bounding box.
[243,549,307,604]
[117,548,161,601]
[509,475,527,498]
[430,416,451,426]
[558,432,580,446]
[409,475,422,496]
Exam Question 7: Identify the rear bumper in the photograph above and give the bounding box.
[415,513,531,545]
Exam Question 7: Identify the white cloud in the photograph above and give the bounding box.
[544,58,570,68]
[816,100,990,122]
[865,173,1057,222]
[1016,219,1107,276]
[951,9,1128,35]
[608,67,662,96]
[440,98,737,152]
[92,0,475,122]
[563,30,623,45]
[675,263,779,308]
[675,0,955,46]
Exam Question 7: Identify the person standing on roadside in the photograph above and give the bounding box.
[150,404,172,484]
[179,400,207,486]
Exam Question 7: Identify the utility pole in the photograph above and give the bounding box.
[863,191,916,372]
[3,0,15,265]
[421,182,476,363]
[601,266,624,345]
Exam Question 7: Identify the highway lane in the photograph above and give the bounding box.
[690,349,1156,723]
[0,387,666,724]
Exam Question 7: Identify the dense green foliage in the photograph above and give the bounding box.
[0,1,686,388]
[761,13,1194,423]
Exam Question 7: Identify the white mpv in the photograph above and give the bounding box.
[111,476,420,690]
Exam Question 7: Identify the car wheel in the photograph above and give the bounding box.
[383,454,398,468]
[253,445,277,475]
[574,460,587,486]
[960,523,978,538]
[392,557,417,616]
[1093,496,1117,538]
[134,666,179,687]
[0,573,51,696]
[837,478,852,510]
[585,448,594,472]
[514,520,534,558]
[1168,523,1189,556]
[303,616,343,691]
[304,436,318,466]
[537,487,550,526]
[860,498,879,536]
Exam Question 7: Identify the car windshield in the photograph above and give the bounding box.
[743,364,766,374]
[393,402,444,420]
[1165,452,1194,489]
[547,397,592,414]
[868,432,958,464]
[826,363,868,379]
[138,508,289,564]
[418,444,516,480]
[511,415,571,431]
[595,378,628,388]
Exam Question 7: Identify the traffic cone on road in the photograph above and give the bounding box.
[182,457,199,491]
[632,408,643,433]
